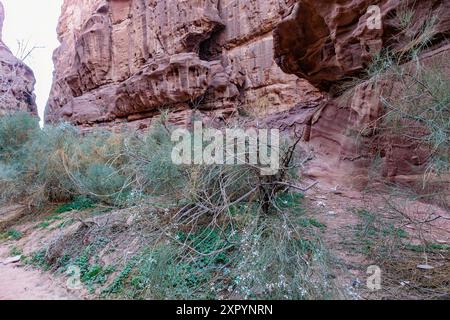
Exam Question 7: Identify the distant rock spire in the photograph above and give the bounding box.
[0,0,38,116]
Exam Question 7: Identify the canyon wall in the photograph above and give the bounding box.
[272,0,450,187]
[45,0,321,130]
[274,0,450,91]
[46,0,448,187]
[0,1,37,116]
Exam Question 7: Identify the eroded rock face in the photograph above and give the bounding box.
[0,1,37,116]
[274,0,450,91]
[272,0,450,188]
[45,0,321,129]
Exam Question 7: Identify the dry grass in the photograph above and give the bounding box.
[344,192,450,300]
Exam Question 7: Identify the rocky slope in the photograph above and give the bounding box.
[0,1,37,116]
[45,0,321,129]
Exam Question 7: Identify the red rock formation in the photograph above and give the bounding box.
[45,0,322,129]
[274,0,450,91]
[0,1,37,116]
[272,0,450,188]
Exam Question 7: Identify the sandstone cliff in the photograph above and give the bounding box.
[45,0,449,187]
[274,0,450,91]
[0,1,37,116]
[45,0,321,129]
[272,0,450,187]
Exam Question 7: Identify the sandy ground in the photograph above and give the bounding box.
[0,263,81,300]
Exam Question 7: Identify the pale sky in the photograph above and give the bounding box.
[2,0,63,121]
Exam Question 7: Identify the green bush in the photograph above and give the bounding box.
[0,115,131,206]
[232,206,334,300]
[55,196,95,213]
[0,162,22,203]
[79,163,126,197]
[0,112,39,162]
[124,122,185,198]
[0,228,24,240]
[0,112,337,300]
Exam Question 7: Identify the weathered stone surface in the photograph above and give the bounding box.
[274,0,450,91]
[266,47,449,189]
[271,0,450,187]
[45,0,321,128]
[0,1,37,116]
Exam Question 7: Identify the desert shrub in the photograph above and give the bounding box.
[77,163,126,198]
[184,164,259,210]
[20,123,82,203]
[101,189,335,300]
[0,118,132,205]
[0,112,40,162]
[0,110,308,210]
[0,111,338,299]
[55,196,95,213]
[122,227,238,300]
[0,162,22,202]
[361,49,450,201]
[0,113,40,203]
[34,127,128,202]
[231,192,334,300]
[123,121,185,199]
[367,11,449,183]
[368,51,449,149]
[0,113,183,206]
